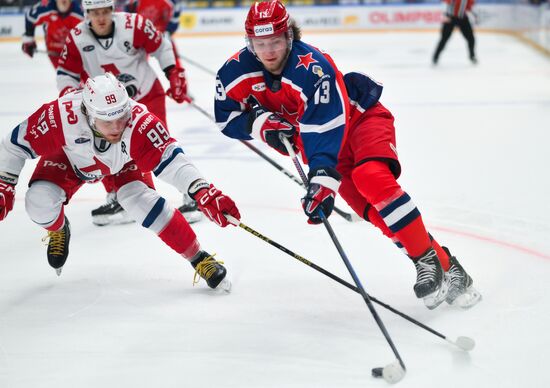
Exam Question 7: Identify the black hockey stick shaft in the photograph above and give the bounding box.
[282,137,406,371]
[188,100,356,222]
[179,55,216,77]
[226,216,449,342]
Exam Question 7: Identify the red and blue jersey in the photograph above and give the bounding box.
[24,0,84,55]
[214,40,383,170]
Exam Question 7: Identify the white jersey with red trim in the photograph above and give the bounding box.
[56,12,175,100]
[0,91,203,192]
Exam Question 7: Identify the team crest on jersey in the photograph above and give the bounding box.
[312,65,324,78]
[83,45,95,52]
[296,52,318,71]
[98,38,113,50]
[252,82,266,92]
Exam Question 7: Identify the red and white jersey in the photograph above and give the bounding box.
[0,91,203,192]
[56,12,176,100]
[444,0,474,18]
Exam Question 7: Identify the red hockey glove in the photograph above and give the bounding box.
[165,66,191,104]
[247,96,297,156]
[301,167,341,225]
[0,182,16,221]
[22,35,37,58]
[189,181,240,228]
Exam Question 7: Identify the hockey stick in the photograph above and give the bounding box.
[281,136,406,383]
[36,49,60,57]
[225,214,474,352]
[179,55,216,77]
[187,100,359,223]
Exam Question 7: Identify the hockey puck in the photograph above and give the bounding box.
[371,367,383,378]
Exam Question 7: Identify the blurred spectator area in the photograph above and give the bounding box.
[0,0,546,13]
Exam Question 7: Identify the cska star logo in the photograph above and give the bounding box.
[226,49,244,65]
[276,105,299,126]
[296,52,318,71]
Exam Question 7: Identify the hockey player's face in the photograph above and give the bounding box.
[88,8,114,36]
[95,116,129,144]
[56,0,71,13]
[251,34,289,75]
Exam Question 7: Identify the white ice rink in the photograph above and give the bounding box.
[0,30,549,387]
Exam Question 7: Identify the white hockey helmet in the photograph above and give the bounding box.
[82,0,114,11]
[82,73,130,123]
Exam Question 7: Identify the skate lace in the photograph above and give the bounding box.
[42,230,66,256]
[415,250,438,285]
[447,264,464,288]
[193,253,224,286]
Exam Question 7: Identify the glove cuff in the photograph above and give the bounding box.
[0,171,18,186]
[250,111,272,142]
[188,179,210,199]
[308,167,341,192]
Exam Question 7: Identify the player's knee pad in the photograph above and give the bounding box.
[351,160,402,205]
[117,181,173,234]
[25,180,66,227]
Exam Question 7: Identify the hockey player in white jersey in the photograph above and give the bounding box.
[57,0,200,226]
[0,73,239,291]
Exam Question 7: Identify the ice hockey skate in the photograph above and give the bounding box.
[412,248,447,309]
[443,247,482,309]
[178,193,202,224]
[42,217,71,276]
[91,192,134,226]
[191,251,231,292]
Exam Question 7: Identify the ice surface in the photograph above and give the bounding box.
[0,31,549,387]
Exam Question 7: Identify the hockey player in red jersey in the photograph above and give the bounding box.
[433,0,477,64]
[57,0,196,226]
[125,0,200,216]
[22,0,84,68]
[126,0,180,36]
[214,0,480,309]
[0,73,239,290]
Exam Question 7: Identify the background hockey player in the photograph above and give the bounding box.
[56,0,197,226]
[125,0,199,219]
[432,0,478,65]
[22,0,84,68]
[0,73,239,291]
[214,0,480,309]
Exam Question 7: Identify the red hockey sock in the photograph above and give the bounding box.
[158,210,200,259]
[46,208,65,232]
[102,175,116,193]
[353,161,432,258]
[431,238,450,271]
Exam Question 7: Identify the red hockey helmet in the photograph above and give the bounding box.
[245,1,290,38]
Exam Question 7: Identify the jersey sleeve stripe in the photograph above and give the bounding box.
[299,113,346,134]
[153,147,184,176]
[56,68,80,81]
[11,123,36,158]
[216,110,245,131]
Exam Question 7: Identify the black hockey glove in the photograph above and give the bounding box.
[302,167,341,225]
[247,96,297,156]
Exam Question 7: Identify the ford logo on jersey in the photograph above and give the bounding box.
[254,24,274,37]
[75,137,90,144]
[83,45,95,52]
